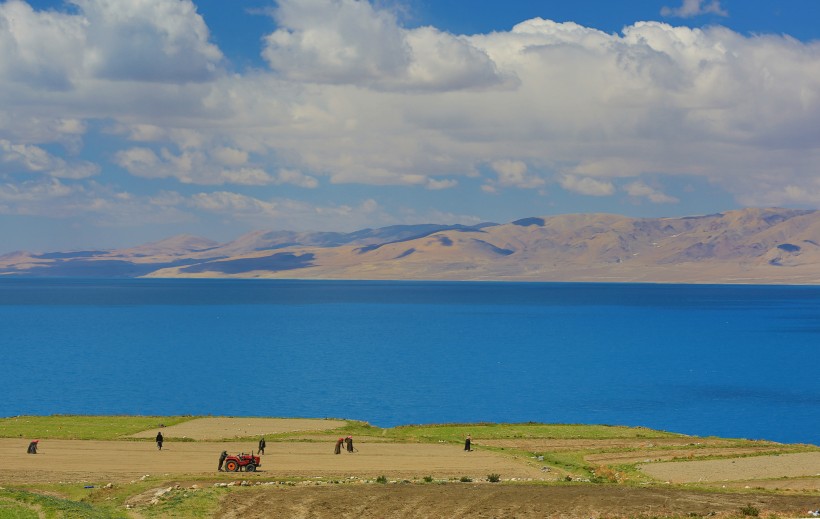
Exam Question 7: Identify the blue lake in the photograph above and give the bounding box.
[0,278,817,445]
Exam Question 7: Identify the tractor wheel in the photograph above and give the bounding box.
[225,460,239,472]
[245,463,256,472]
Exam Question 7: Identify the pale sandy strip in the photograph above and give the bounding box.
[129,418,348,440]
[639,452,820,483]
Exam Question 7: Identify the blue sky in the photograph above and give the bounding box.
[1,0,820,252]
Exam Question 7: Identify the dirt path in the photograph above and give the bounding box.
[129,418,346,440]
[0,439,545,484]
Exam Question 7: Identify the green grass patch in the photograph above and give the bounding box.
[0,415,195,440]
[0,487,126,518]
[0,498,39,519]
[0,416,683,443]
[246,421,684,445]
[537,451,593,477]
[138,487,226,519]
[382,423,681,443]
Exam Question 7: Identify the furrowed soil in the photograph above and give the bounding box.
[214,485,819,519]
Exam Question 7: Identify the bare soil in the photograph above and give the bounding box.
[585,447,789,465]
[129,417,346,440]
[639,452,820,483]
[480,437,742,451]
[0,438,545,484]
[214,485,820,519]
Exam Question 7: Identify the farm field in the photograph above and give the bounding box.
[0,416,818,518]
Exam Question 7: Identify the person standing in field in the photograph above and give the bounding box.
[27,440,38,454]
[258,437,266,455]
[218,450,228,471]
[464,434,472,452]
[334,437,344,454]
[345,436,355,453]
[156,431,164,450]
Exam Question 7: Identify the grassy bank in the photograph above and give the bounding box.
[0,415,194,440]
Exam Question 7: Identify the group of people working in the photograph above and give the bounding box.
[334,435,355,454]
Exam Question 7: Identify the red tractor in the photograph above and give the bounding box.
[223,452,261,472]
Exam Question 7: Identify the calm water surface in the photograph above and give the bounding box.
[0,279,817,444]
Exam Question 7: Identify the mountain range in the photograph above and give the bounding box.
[3,207,820,284]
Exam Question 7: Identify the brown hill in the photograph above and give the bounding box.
[4,208,820,284]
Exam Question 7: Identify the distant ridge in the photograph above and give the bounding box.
[3,208,820,284]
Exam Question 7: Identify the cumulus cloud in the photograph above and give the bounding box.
[624,181,679,204]
[737,180,820,207]
[0,178,186,226]
[425,178,457,190]
[413,208,483,227]
[274,168,319,188]
[188,191,384,230]
[0,115,87,150]
[212,146,249,167]
[190,190,278,216]
[0,0,222,89]
[262,0,508,92]
[487,160,545,190]
[560,175,615,197]
[0,178,76,209]
[75,0,222,83]
[218,167,273,186]
[114,145,317,187]
[661,0,728,18]
[0,139,99,179]
[0,0,85,90]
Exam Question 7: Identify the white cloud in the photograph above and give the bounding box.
[263,0,408,85]
[0,178,189,227]
[190,191,279,216]
[219,167,273,186]
[661,0,728,18]
[0,139,99,179]
[114,145,321,187]
[188,191,385,230]
[560,175,615,197]
[262,0,508,92]
[0,114,87,151]
[0,178,76,208]
[275,168,319,189]
[425,178,457,190]
[0,0,222,89]
[737,179,820,207]
[398,207,483,227]
[488,160,544,189]
[0,0,86,90]
[120,124,167,142]
[76,0,223,83]
[624,181,679,204]
[212,146,248,167]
